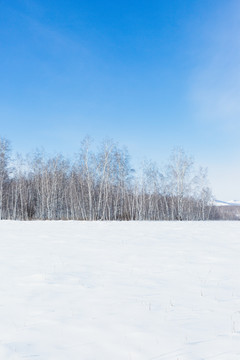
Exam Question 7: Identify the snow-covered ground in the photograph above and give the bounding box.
[0,221,240,360]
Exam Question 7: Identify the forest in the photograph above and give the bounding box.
[0,136,218,221]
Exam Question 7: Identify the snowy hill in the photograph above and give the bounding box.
[214,199,240,206]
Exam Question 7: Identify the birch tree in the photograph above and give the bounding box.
[0,138,10,219]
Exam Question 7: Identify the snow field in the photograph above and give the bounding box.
[0,221,240,359]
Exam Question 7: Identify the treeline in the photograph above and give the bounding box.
[0,136,215,221]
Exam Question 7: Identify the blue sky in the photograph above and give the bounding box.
[0,0,240,199]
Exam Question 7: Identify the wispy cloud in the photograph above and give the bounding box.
[190,1,240,130]
[10,1,88,56]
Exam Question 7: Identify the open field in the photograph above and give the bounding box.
[0,221,240,359]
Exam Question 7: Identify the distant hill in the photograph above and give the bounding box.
[212,200,240,220]
[213,200,240,207]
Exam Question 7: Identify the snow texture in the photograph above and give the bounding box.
[0,221,240,359]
